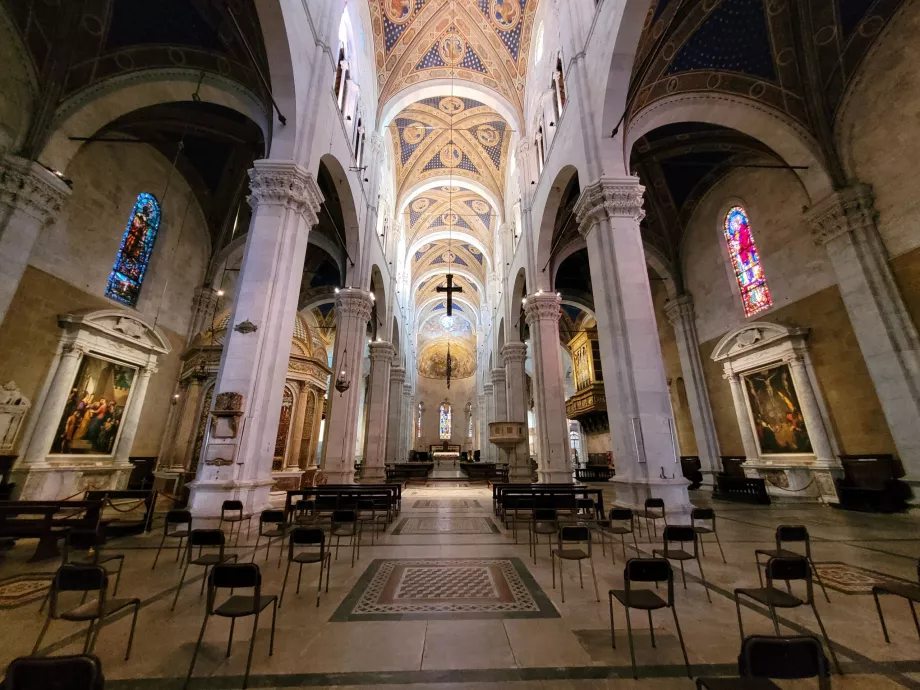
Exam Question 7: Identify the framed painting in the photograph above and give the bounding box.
[743,363,813,455]
[52,355,136,455]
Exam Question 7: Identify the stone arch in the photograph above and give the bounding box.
[536,165,580,289]
[398,177,503,226]
[0,4,37,154]
[379,80,520,135]
[369,263,387,339]
[318,154,362,285]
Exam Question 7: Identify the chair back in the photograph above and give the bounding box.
[558,525,592,555]
[50,565,108,619]
[289,527,325,547]
[332,509,356,524]
[691,507,715,521]
[187,528,226,563]
[738,635,829,684]
[260,509,286,526]
[64,528,104,556]
[222,500,243,514]
[777,525,809,545]
[4,653,104,690]
[609,508,634,522]
[765,556,813,602]
[645,498,665,510]
[662,525,697,554]
[207,563,262,614]
[624,558,674,604]
[166,509,192,529]
[533,508,557,522]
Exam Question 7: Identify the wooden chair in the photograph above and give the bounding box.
[636,498,667,539]
[529,508,558,564]
[691,507,727,563]
[552,525,599,603]
[218,500,251,546]
[171,529,238,611]
[252,509,289,566]
[755,525,829,603]
[330,510,360,567]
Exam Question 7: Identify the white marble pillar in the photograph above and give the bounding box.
[807,184,920,494]
[399,383,413,460]
[21,345,85,465]
[664,294,721,487]
[482,383,495,463]
[491,369,508,422]
[363,341,395,481]
[188,287,220,342]
[574,177,691,513]
[786,357,835,464]
[0,155,72,327]
[476,394,486,457]
[322,288,374,484]
[113,366,154,465]
[525,292,572,483]
[502,342,532,482]
[187,161,322,516]
[724,371,761,462]
[385,366,406,464]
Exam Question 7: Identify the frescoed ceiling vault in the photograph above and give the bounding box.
[370,0,536,119]
[405,186,494,252]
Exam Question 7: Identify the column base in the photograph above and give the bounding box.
[539,469,574,484]
[610,476,694,519]
[321,469,355,485]
[186,477,274,518]
[360,465,386,483]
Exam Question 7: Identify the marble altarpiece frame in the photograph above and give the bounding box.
[712,322,841,503]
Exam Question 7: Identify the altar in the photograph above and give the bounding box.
[430,443,461,467]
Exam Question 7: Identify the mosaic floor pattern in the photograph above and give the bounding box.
[0,573,52,609]
[331,558,559,621]
[392,517,498,535]
[813,561,917,595]
[412,499,483,508]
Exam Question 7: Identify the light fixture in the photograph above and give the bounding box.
[334,287,340,293]
[216,289,225,297]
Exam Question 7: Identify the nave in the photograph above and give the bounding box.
[2,484,920,688]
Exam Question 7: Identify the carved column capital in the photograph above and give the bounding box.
[0,154,71,224]
[524,291,561,324]
[575,176,645,237]
[483,383,494,394]
[501,341,528,364]
[663,294,695,326]
[248,160,323,225]
[389,366,406,384]
[368,341,395,363]
[403,383,412,396]
[490,368,506,385]
[334,287,374,321]
[806,184,876,246]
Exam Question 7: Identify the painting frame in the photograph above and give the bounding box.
[742,362,813,456]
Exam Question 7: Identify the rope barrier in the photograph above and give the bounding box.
[763,475,816,492]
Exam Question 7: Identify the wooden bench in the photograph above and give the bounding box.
[461,463,506,481]
[491,484,606,522]
[835,455,910,513]
[713,475,771,505]
[0,500,104,562]
[575,465,613,481]
[386,463,432,482]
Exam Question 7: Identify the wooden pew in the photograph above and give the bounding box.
[385,463,432,482]
[712,475,771,505]
[0,500,104,562]
[835,455,910,513]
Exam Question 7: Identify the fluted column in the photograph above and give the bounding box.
[574,177,691,513]
[113,366,154,465]
[807,185,920,494]
[491,368,508,422]
[502,341,532,482]
[322,288,374,484]
[285,381,309,470]
[482,383,495,462]
[525,292,572,482]
[21,345,86,465]
[0,155,72,327]
[724,371,760,462]
[664,294,721,487]
[188,160,322,516]
[385,367,406,464]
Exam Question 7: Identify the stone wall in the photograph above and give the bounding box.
[415,374,475,451]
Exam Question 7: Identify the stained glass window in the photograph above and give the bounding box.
[105,192,161,307]
[723,206,771,317]
[439,403,451,440]
[417,403,422,438]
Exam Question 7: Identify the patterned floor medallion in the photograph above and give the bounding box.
[331,558,559,620]
[0,573,52,609]
[813,561,916,595]
[412,499,483,508]
[392,517,498,534]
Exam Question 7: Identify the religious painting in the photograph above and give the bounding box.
[105,192,161,307]
[439,34,465,65]
[383,0,412,25]
[52,355,136,455]
[491,0,521,31]
[743,364,812,455]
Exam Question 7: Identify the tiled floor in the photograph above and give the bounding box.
[1,485,920,688]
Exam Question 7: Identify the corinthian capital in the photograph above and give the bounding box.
[368,341,395,363]
[663,294,695,326]
[501,341,527,364]
[334,287,374,321]
[0,154,72,224]
[248,160,323,225]
[574,176,645,237]
[490,368,506,385]
[389,366,406,384]
[524,291,561,324]
[805,184,876,246]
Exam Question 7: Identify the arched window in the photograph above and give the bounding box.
[535,125,545,174]
[105,192,161,306]
[417,402,422,438]
[723,206,771,317]
[439,403,451,440]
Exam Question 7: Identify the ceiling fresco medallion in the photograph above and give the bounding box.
[442,212,459,225]
[384,0,413,25]
[439,143,463,167]
[470,199,490,215]
[439,34,465,65]
[403,122,427,144]
[412,198,432,212]
[476,123,500,147]
[419,342,476,379]
[438,96,466,116]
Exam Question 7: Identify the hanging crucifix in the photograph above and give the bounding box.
[436,273,463,316]
[445,342,452,389]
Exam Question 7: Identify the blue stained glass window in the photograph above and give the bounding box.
[723,206,771,317]
[439,403,451,440]
[105,192,161,307]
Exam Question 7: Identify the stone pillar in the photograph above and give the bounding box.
[169,378,206,470]
[285,382,308,469]
[482,383,495,462]
[502,342,532,482]
[724,371,761,462]
[363,341,395,481]
[491,369,508,422]
[322,288,374,484]
[664,294,721,487]
[113,366,154,465]
[574,177,691,513]
[189,287,220,342]
[298,387,322,470]
[21,345,85,465]
[0,155,72,327]
[807,184,920,494]
[400,383,413,459]
[477,394,486,457]
[385,366,406,463]
[525,292,572,482]
[787,357,835,465]
[187,161,322,516]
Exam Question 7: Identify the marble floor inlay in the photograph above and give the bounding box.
[0,573,52,609]
[412,499,483,508]
[392,516,498,534]
[814,561,917,595]
[331,557,559,621]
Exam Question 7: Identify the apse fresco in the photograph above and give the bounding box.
[743,364,812,455]
[418,342,476,379]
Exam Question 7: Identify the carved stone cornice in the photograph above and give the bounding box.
[368,341,395,363]
[524,292,561,324]
[501,341,528,364]
[248,160,322,225]
[490,368,506,384]
[334,288,374,321]
[574,176,645,237]
[0,154,71,224]
[805,184,876,246]
[663,294,695,327]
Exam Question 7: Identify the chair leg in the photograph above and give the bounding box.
[280,561,292,604]
[152,534,167,570]
[910,600,920,641]
[172,562,190,611]
[297,563,304,594]
[243,611,260,690]
[269,599,277,655]
[176,536,185,564]
[648,610,656,648]
[632,531,639,556]
[252,534,261,563]
[578,560,584,589]
[560,559,565,603]
[624,606,637,679]
[83,620,95,654]
[325,554,332,593]
[335,535,340,560]
[873,591,890,643]
[811,602,842,674]
[185,613,210,690]
[734,594,745,642]
[125,601,140,660]
[32,616,52,654]
[671,605,692,679]
[112,557,124,596]
[696,557,712,603]
[609,595,616,648]
[200,565,209,596]
[679,560,687,589]
[769,604,781,636]
[551,552,556,589]
[714,531,727,564]
[698,534,707,557]
[809,556,831,604]
[316,561,324,608]
[589,557,600,602]
[226,618,235,657]
[756,556,765,588]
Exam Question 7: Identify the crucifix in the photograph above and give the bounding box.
[436,273,463,316]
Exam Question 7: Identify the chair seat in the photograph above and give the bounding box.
[637,511,663,519]
[653,548,694,561]
[695,677,781,690]
[223,516,247,522]
[874,582,920,601]
[167,529,191,538]
[261,527,288,538]
[213,594,277,617]
[191,554,233,566]
[693,526,714,535]
[735,587,803,608]
[533,523,557,535]
[331,525,357,536]
[610,589,668,610]
[755,548,800,560]
[554,548,589,561]
[71,553,124,566]
[61,597,140,621]
[292,552,328,564]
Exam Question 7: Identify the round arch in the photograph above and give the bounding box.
[415,295,481,327]
[536,164,580,288]
[379,80,520,134]
[398,177,503,226]
[411,266,487,297]
[406,233,493,272]
[319,153,363,285]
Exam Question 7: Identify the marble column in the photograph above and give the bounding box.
[786,357,835,465]
[525,292,573,483]
[491,369,508,422]
[187,161,322,516]
[363,341,395,481]
[168,377,206,470]
[189,287,220,342]
[322,288,374,484]
[482,383,495,462]
[724,371,760,462]
[477,394,486,457]
[807,184,920,494]
[113,366,154,465]
[502,341,532,482]
[298,387,322,470]
[0,155,72,327]
[385,366,406,464]
[664,294,721,487]
[400,383,413,460]
[574,177,691,513]
[21,345,85,465]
